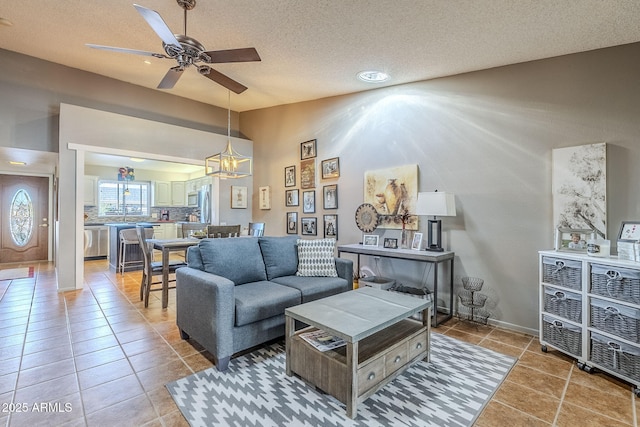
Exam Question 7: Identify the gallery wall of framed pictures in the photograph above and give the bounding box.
[283,138,341,239]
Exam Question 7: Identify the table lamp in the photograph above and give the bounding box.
[416,191,456,251]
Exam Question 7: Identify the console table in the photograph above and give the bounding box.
[337,243,454,327]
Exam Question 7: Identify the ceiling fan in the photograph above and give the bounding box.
[86,0,260,94]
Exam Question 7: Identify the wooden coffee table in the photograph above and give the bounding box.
[285,287,431,419]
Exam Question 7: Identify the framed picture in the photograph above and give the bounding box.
[285,189,299,207]
[302,190,315,213]
[554,227,593,252]
[323,184,338,209]
[618,221,640,242]
[301,217,317,235]
[323,214,338,239]
[363,235,379,247]
[300,158,316,189]
[259,186,270,210]
[284,165,296,187]
[286,212,298,234]
[300,139,317,160]
[230,186,247,209]
[411,232,423,250]
[384,238,398,249]
[321,157,340,179]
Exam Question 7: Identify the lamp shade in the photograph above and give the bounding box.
[416,192,456,217]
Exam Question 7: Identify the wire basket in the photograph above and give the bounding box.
[462,277,484,292]
[458,290,488,308]
[591,332,640,382]
[457,305,490,324]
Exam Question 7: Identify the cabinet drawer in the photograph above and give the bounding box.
[385,343,408,375]
[408,332,428,359]
[358,357,384,395]
[542,256,582,290]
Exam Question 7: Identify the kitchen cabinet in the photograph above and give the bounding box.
[539,250,640,396]
[171,181,186,206]
[153,181,171,206]
[84,175,98,206]
[153,223,177,239]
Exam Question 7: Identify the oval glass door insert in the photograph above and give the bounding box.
[10,189,34,246]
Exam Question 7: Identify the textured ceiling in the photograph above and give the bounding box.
[1,0,640,112]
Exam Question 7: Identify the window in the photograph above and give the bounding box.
[98,180,150,217]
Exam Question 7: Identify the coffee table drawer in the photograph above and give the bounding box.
[409,331,428,359]
[358,357,385,395]
[385,343,408,375]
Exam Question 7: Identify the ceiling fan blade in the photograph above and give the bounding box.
[202,48,261,64]
[201,68,248,94]
[133,4,181,48]
[86,44,168,58]
[157,68,184,89]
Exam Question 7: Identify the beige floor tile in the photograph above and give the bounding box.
[517,349,574,379]
[562,381,634,424]
[475,400,551,427]
[443,328,484,345]
[505,364,568,399]
[556,401,633,427]
[492,379,560,423]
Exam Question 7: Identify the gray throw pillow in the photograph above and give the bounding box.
[199,237,267,285]
[258,236,299,280]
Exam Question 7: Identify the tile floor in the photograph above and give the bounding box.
[0,260,638,426]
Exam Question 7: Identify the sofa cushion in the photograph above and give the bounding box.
[272,275,349,303]
[199,237,267,285]
[296,238,338,277]
[186,245,204,270]
[258,236,299,280]
[234,281,301,326]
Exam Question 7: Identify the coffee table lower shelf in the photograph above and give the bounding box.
[286,319,429,418]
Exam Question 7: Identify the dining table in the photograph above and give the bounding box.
[148,237,200,308]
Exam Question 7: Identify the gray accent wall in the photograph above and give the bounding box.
[242,42,640,332]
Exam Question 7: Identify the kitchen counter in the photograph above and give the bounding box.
[107,223,154,272]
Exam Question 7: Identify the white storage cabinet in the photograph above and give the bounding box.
[539,250,640,396]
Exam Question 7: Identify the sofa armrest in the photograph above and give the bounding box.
[335,257,354,289]
[176,267,236,358]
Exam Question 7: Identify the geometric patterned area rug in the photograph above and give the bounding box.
[0,266,34,281]
[167,333,516,427]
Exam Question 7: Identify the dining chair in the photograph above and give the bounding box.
[206,225,241,238]
[136,226,186,308]
[248,222,265,237]
[180,222,207,238]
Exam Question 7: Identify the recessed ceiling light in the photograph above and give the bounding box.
[129,157,145,162]
[8,161,27,166]
[143,60,151,65]
[0,17,13,27]
[357,70,390,83]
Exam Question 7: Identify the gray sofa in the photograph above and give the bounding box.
[176,235,353,371]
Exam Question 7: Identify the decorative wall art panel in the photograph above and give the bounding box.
[364,164,418,230]
[552,142,606,238]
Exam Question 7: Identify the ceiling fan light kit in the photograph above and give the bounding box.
[86,0,260,94]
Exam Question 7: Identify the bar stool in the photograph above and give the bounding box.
[119,228,149,274]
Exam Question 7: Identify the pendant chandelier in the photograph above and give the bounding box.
[205,91,252,179]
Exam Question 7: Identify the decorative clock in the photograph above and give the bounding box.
[355,203,379,233]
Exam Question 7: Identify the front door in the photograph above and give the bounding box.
[0,174,49,263]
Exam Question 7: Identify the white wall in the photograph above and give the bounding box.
[242,42,640,333]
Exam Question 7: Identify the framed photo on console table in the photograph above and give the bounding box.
[384,238,398,249]
[363,235,379,247]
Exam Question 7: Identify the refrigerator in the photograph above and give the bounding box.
[199,184,213,224]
